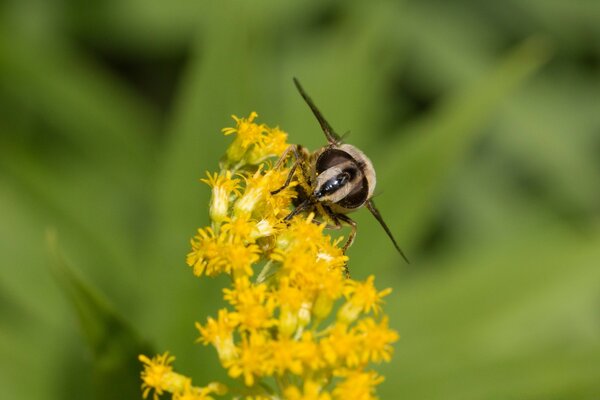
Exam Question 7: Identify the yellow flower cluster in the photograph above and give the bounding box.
[140,113,399,400]
[139,353,226,400]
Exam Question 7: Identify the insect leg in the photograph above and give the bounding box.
[283,198,312,222]
[271,144,304,195]
[335,213,357,255]
[320,208,355,279]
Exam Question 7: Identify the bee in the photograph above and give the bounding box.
[273,78,409,274]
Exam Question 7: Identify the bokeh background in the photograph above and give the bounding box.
[1,1,599,399]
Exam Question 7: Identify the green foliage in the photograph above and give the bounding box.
[1,0,599,398]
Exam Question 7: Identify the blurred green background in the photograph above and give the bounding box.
[1,1,599,399]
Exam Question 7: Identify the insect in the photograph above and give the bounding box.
[272,78,409,274]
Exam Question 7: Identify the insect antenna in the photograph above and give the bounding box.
[366,200,410,264]
[293,77,342,145]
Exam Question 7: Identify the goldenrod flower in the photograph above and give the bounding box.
[338,275,391,324]
[201,171,241,222]
[141,112,399,400]
[195,309,237,363]
[139,353,225,400]
[268,335,303,376]
[221,112,289,167]
[246,126,288,165]
[320,323,361,368]
[224,333,273,386]
[222,112,264,163]
[224,277,276,332]
[356,316,399,364]
[332,370,384,400]
[284,379,332,400]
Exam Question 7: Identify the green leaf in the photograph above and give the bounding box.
[46,231,153,400]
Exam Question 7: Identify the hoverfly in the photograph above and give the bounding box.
[272,78,409,275]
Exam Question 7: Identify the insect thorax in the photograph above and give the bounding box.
[312,144,376,212]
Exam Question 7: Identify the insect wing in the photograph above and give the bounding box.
[293,77,343,145]
[366,200,410,263]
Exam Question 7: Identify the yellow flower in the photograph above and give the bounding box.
[186,228,225,277]
[275,213,326,253]
[355,316,399,363]
[250,216,281,240]
[187,226,260,279]
[246,126,289,165]
[196,309,237,363]
[295,331,326,371]
[223,277,276,332]
[320,323,361,368]
[139,352,178,399]
[274,277,306,336]
[222,112,289,166]
[221,214,255,243]
[224,333,272,387]
[143,110,399,400]
[253,168,297,219]
[222,112,265,163]
[338,276,391,324]
[201,171,241,222]
[235,167,270,216]
[284,379,332,400]
[268,335,303,376]
[173,381,227,400]
[139,353,225,400]
[222,241,261,279]
[332,370,384,400]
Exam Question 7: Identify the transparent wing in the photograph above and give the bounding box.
[366,200,410,263]
[293,77,342,145]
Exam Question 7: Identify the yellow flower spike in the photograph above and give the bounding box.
[143,111,399,400]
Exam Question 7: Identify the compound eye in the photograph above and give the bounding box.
[316,172,350,198]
